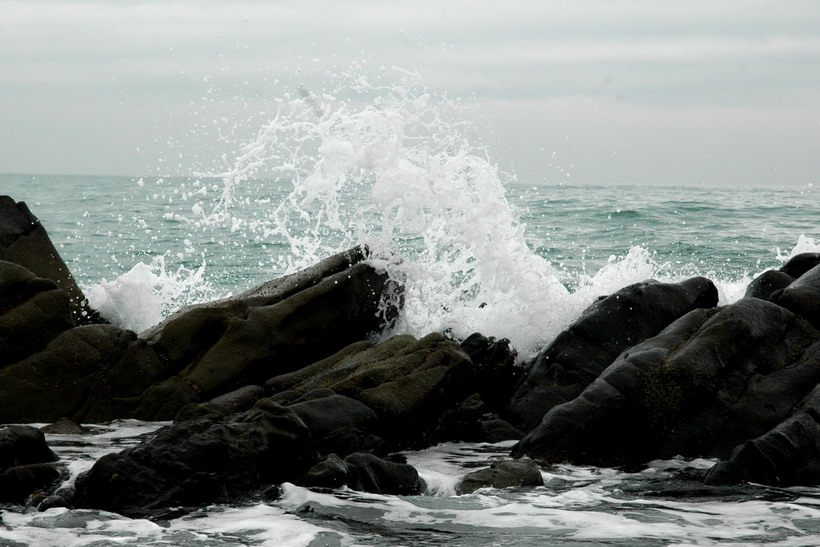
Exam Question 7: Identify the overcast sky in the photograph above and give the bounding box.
[1,0,819,186]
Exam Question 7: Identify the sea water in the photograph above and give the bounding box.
[1,75,820,545]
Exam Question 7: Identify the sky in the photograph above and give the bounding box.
[1,0,819,186]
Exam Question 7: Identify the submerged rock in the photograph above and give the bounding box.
[300,452,423,495]
[504,277,719,432]
[513,297,820,467]
[456,459,543,494]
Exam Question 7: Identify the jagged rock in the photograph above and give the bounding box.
[0,261,75,367]
[135,247,398,415]
[513,298,820,467]
[705,384,820,486]
[744,270,794,300]
[770,264,820,329]
[459,333,519,411]
[504,277,719,432]
[0,196,101,324]
[779,252,820,279]
[266,333,475,450]
[73,398,318,518]
[456,459,543,494]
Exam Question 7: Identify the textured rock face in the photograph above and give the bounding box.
[513,298,820,467]
[504,277,719,432]
[0,425,60,504]
[266,332,476,450]
[73,399,318,518]
[0,196,100,324]
[300,452,423,495]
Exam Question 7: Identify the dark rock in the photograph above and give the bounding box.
[705,385,820,486]
[0,196,101,324]
[459,333,519,411]
[779,253,820,279]
[40,418,89,435]
[202,385,265,415]
[0,463,62,504]
[0,261,75,368]
[0,325,167,424]
[479,417,524,442]
[137,247,398,408]
[456,459,543,494]
[266,333,474,450]
[744,270,795,300]
[73,398,318,517]
[0,426,58,468]
[437,393,487,442]
[287,390,382,457]
[513,298,820,467]
[770,264,820,329]
[504,277,719,432]
[343,452,423,495]
[37,485,76,511]
[299,453,351,489]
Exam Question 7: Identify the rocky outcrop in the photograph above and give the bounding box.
[513,297,820,467]
[0,196,100,324]
[73,398,318,518]
[504,277,719,432]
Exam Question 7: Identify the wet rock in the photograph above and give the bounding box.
[266,333,474,450]
[0,463,62,504]
[770,264,820,329]
[779,252,820,279]
[202,385,265,415]
[40,418,89,435]
[456,459,543,494]
[0,426,58,468]
[459,333,519,411]
[478,417,524,442]
[136,247,398,413]
[744,270,795,300]
[705,385,820,487]
[513,298,820,467]
[0,261,75,368]
[0,325,166,424]
[0,196,101,324]
[73,398,318,518]
[299,453,350,489]
[287,389,382,457]
[504,277,719,432]
[343,452,423,495]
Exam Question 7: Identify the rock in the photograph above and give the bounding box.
[744,270,794,300]
[0,261,75,367]
[136,247,398,410]
[266,333,475,450]
[504,277,719,432]
[0,426,58,468]
[0,463,62,504]
[287,389,382,457]
[456,459,543,494]
[343,452,423,495]
[705,384,820,487]
[73,398,318,518]
[779,253,820,279]
[478,417,524,442]
[40,417,89,435]
[459,333,519,411]
[202,385,265,415]
[0,196,101,324]
[0,325,167,424]
[299,453,350,489]
[770,264,820,329]
[513,297,820,467]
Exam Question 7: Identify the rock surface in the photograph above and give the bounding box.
[456,459,543,494]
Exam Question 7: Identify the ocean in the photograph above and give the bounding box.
[1,81,820,546]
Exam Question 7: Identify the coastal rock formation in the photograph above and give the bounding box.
[513,297,820,468]
[74,398,318,518]
[504,277,719,431]
[0,425,60,504]
[456,459,543,494]
[300,452,423,495]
